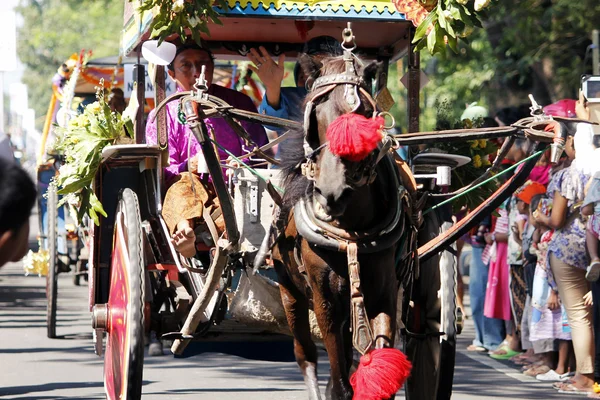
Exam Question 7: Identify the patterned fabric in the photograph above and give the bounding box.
[162,172,209,234]
[530,230,571,341]
[146,85,269,186]
[546,166,590,291]
[510,264,527,333]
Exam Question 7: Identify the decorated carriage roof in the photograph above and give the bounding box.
[215,0,403,19]
[122,0,411,59]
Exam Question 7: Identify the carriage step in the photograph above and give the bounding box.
[160,332,195,341]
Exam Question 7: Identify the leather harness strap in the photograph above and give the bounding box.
[348,242,374,355]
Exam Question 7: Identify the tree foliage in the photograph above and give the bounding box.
[17,0,122,129]
[407,0,600,128]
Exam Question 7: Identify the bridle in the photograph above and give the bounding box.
[299,25,393,188]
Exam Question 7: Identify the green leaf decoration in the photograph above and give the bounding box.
[413,10,437,43]
[411,0,496,55]
[53,83,133,226]
[131,0,222,46]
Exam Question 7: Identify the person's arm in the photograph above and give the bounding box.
[258,90,290,120]
[248,46,285,109]
[146,108,189,184]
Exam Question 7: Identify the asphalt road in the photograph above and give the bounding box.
[0,213,584,399]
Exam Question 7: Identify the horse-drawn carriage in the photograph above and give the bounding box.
[33,52,169,339]
[75,1,589,399]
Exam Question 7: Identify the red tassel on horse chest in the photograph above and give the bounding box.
[326,114,385,162]
[350,348,412,400]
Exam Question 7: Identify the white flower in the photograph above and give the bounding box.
[443,10,453,20]
[474,0,491,11]
[172,0,185,13]
[456,0,469,5]
[188,15,200,28]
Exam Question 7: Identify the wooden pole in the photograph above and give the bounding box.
[407,27,420,133]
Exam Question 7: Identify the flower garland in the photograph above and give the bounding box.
[393,0,494,55]
[134,0,226,45]
[53,84,134,226]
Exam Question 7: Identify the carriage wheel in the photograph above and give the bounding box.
[436,222,457,400]
[46,184,58,339]
[103,189,145,400]
[402,213,457,400]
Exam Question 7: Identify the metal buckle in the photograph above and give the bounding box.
[301,159,318,180]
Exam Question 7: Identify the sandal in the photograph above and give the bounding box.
[520,360,544,371]
[558,383,593,395]
[489,345,522,360]
[467,344,487,352]
[586,260,600,282]
[536,369,573,381]
[554,379,576,389]
[524,365,551,377]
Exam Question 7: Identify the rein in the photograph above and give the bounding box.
[152,89,303,166]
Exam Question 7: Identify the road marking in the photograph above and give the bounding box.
[461,351,541,383]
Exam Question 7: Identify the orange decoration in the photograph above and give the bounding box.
[393,0,437,27]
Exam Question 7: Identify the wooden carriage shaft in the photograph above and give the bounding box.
[134,61,146,145]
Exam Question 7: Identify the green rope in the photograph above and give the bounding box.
[208,138,285,193]
[423,148,546,216]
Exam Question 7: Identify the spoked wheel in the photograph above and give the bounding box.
[46,184,58,339]
[103,189,145,400]
[403,213,457,400]
[436,221,458,400]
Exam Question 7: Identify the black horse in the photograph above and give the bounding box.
[273,47,414,400]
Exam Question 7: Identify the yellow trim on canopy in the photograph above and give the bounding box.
[223,0,399,13]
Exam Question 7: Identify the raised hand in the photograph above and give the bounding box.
[247,46,285,108]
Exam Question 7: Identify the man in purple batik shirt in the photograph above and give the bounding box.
[146,42,269,257]
[146,43,268,186]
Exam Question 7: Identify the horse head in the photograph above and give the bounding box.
[299,51,383,220]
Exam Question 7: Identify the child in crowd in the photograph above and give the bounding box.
[510,183,553,375]
[584,171,600,282]
[528,195,573,381]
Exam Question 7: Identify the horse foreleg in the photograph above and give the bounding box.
[277,272,321,400]
[313,289,353,400]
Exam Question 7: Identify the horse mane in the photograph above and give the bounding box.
[279,54,376,211]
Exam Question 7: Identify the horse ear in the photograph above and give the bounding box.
[298,53,323,85]
[362,61,381,91]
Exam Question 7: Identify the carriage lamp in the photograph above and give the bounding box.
[413,166,452,187]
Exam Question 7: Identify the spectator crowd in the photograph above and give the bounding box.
[465,95,600,396]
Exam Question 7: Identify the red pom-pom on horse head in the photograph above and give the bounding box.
[326,113,385,162]
[350,347,412,400]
